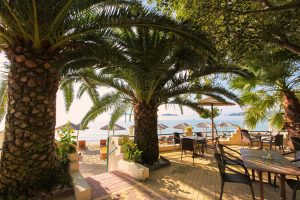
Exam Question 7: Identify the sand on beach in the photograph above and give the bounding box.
[78,141,107,177]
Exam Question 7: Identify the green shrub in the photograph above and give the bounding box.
[56,123,77,165]
[123,141,143,164]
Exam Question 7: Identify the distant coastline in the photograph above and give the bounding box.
[161,114,178,116]
[227,112,244,116]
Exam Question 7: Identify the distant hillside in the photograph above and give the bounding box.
[161,114,178,116]
[228,112,244,116]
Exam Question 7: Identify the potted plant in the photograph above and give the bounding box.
[184,125,193,136]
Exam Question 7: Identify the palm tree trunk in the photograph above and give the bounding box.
[0,47,60,197]
[283,91,300,137]
[134,102,159,165]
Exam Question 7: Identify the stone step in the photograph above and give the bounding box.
[85,170,137,200]
[71,171,91,200]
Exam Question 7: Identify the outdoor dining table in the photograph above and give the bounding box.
[240,148,300,200]
[181,136,206,157]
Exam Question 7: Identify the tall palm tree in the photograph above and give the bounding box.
[63,28,250,164]
[0,1,214,197]
[231,50,300,136]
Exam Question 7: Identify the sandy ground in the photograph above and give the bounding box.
[78,142,107,177]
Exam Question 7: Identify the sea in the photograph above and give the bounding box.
[71,115,269,142]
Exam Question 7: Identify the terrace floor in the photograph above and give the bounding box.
[97,147,297,200]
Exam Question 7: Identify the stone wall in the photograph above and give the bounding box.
[108,135,149,181]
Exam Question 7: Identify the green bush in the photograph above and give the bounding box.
[56,123,77,170]
[123,141,143,164]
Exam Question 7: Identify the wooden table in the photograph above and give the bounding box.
[240,148,300,200]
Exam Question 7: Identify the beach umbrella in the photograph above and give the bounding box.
[56,122,86,146]
[199,97,235,139]
[218,121,237,129]
[100,123,126,135]
[173,122,189,132]
[157,123,168,134]
[196,122,211,131]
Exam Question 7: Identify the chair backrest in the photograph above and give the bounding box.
[181,138,194,151]
[100,139,107,147]
[274,134,284,146]
[173,132,181,144]
[291,137,300,151]
[195,132,206,138]
[241,129,251,144]
[291,137,300,167]
[214,153,225,176]
[217,144,225,155]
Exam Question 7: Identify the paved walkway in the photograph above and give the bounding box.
[86,171,138,199]
[100,148,297,200]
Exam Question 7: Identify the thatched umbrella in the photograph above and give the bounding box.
[218,121,237,129]
[199,97,235,139]
[173,122,189,133]
[100,123,126,135]
[157,123,168,134]
[196,122,211,131]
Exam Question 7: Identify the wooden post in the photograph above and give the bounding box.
[211,104,214,140]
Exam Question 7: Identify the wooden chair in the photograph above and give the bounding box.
[78,140,86,150]
[214,153,255,200]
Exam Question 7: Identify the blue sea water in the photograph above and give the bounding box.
[72,115,269,142]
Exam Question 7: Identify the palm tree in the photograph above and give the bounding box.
[231,50,300,136]
[0,1,215,197]
[63,28,250,164]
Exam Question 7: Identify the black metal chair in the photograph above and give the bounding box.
[285,167,300,200]
[194,132,206,137]
[204,136,220,153]
[217,144,243,165]
[273,158,300,200]
[173,132,183,150]
[262,134,285,153]
[240,129,260,148]
[214,153,255,200]
[217,144,256,181]
[181,137,199,162]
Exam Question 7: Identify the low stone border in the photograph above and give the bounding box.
[146,156,171,172]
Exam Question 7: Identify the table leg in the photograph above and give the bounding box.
[280,174,286,200]
[258,171,264,200]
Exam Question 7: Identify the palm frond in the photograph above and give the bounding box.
[60,81,74,112]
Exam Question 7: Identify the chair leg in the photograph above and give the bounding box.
[249,183,255,200]
[219,181,224,200]
[252,169,255,181]
[181,150,183,160]
[292,188,297,200]
[268,172,271,184]
[281,145,285,154]
[273,174,277,188]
